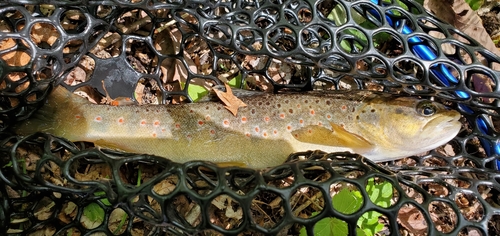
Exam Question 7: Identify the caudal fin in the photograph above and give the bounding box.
[14,86,88,136]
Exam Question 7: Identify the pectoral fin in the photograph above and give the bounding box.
[291,122,374,153]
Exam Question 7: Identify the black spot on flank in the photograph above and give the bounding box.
[326,100,331,105]
[277,104,281,108]
[356,115,360,120]
[258,101,263,106]
[362,110,366,113]
[371,109,375,113]
[304,100,308,103]
[289,109,293,114]
[352,107,355,112]
[266,101,270,106]
[285,100,289,104]
[251,109,256,114]
[206,106,209,110]
[136,110,140,113]
[217,107,221,110]
[315,100,319,103]
[146,108,150,112]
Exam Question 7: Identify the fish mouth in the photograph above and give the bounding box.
[423,112,461,132]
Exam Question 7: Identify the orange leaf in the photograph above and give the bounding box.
[213,84,247,116]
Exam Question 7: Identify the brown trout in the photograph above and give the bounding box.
[15,86,461,168]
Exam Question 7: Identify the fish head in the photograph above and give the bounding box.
[354,96,462,160]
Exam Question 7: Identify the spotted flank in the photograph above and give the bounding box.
[15,87,462,169]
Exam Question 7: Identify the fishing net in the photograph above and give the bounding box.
[0,0,499,235]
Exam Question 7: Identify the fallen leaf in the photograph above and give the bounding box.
[397,204,428,235]
[213,83,247,116]
[444,143,456,156]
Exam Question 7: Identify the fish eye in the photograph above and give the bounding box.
[417,101,436,116]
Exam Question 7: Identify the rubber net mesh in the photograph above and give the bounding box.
[0,0,500,235]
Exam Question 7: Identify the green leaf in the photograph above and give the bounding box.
[362,211,381,225]
[465,0,484,10]
[366,178,393,208]
[381,181,393,198]
[228,74,242,88]
[356,227,368,236]
[300,217,349,236]
[137,167,142,187]
[305,180,393,236]
[332,188,363,214]
[83,202,105,222]
[327,4,348,26]
[3,161,12,168]
[94,191,111,206]
[358,211,383,236]
[112,210,129,235]
[355,178,393,236]
[180,82,209,102]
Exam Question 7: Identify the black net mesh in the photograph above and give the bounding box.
[0,0,500,235]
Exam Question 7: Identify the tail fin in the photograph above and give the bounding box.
[14,86,88,136]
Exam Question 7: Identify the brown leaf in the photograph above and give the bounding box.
[397,204,428,235]
[213,83,247,116]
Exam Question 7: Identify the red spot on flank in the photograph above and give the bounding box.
[299,119,304,124]
[297,104,301,108]
[175,123,181,129]
[341,105,347,110]
[241,116,248,123]
[294,133,299,138]
[152,133,157,138]
[246,133,251,137]
[318,122,322,126]
[205,115,211,121]
[140,120,147,126]
[326,114,332,119]
[263,132,268,137]
[75,115,81,119]
[255,127,260,133]
[223,119,230,127]
[198,120,204,126]
[308,129,312,133]
[95,116,102,122]
[210,129,216,135]
[279,113,285,119]
[111,101,119,106]
[287,125,292,131]
[118,117,124,124]
[273,129,278,135]
[162,128,166,132]
[154,120,160,127]
[264,116,270,122]
[310,109,315,115]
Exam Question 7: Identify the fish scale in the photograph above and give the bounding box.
[15,87,462,168]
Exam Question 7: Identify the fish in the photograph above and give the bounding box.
[14,86,462,168]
